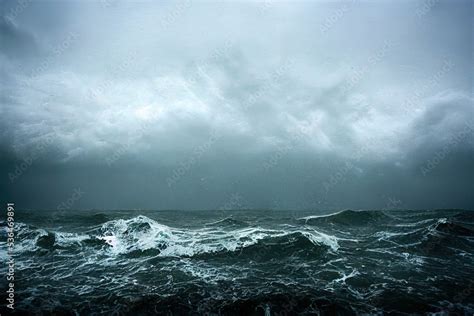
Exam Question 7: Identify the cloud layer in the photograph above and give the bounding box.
[1,0,473,210]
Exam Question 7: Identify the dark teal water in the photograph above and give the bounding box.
[1,209,474,315]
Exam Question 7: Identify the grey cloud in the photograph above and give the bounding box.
[0,17,39,60]
[1,0,473,210]
[402,92,474,177]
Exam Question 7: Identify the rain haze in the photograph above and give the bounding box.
[1,0,473,210]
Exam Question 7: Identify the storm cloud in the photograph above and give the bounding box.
[1,0,473,210]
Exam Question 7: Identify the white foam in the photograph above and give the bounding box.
[298,210,345,221]
[333,269,360,284]
[96,215,340,257]
[302,230,340,251]
[55,232,89,246]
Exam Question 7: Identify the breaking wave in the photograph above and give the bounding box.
[8,215,339,259]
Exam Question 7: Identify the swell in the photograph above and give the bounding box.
[370,217,474,256]
[299,209,393,226]
[7,215,339,259]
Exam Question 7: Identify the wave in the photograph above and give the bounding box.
[452,211,474,226]
[432,218,474,236]
[204,216,249,227]
[245,231,337,258]
[9,215,339,259]
[300,209,392,226]
[371,217,474,256]
[98,215,339,257]
[0,222,95,254]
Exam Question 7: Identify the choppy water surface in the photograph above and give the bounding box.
[1,209,474,315]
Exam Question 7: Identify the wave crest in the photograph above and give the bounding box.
[300,209,392,226]
[95,215,339,257]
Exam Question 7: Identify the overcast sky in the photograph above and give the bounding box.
[1,0,473,210]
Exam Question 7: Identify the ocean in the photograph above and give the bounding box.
[1,209,473,315]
